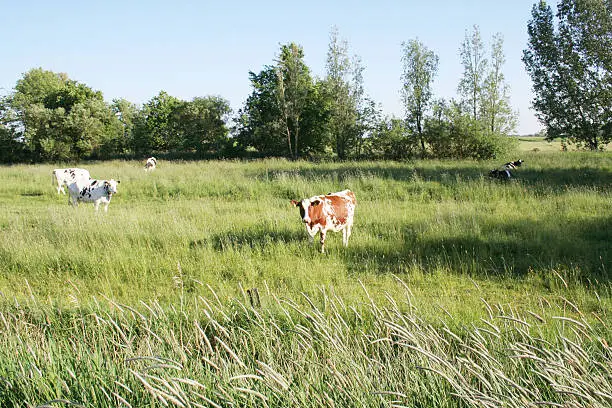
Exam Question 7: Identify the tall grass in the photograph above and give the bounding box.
[0,281,609,407]
[0,151,610,406]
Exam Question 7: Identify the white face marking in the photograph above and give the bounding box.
[106,180,119,194]
[300,199,311,223]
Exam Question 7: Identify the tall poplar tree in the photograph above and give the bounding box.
[458,26,488,120]
[323,26,370,159]
[401,39,439,157]
[481,33,517,134]
[275,43,311,159]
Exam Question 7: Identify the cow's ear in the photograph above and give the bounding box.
[117,180,120,184]
[290,200,298,207]
[104,181,110,187]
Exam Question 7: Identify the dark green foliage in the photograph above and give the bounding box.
[234,45,332,159]
[3,68,123,161]
[174,96,231,155]
[523,0,612,149]
[132,90,181,153]
[369,117,417,160]
[233,67,288,156]
[426,103,515,159]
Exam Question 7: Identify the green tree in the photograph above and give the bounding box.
[481,33,517,134]
[275,43,312,159]
[368,117,413,160]
[235,44,327,158]
[110,98,139,155]
[523,0,612,149]
[7,68,117,161]
[458,25,488,120]
[132,91,181,153]
[175,96,231,155]
[233,67,286,156]
[401,39,439,158]
[11,68,68,110]
[323,26,366,159]
[426,100,514,159]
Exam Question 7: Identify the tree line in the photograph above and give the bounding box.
[1,0,610,164]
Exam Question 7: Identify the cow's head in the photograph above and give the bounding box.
[514,159,523,167]
[291,198,322,224]
[104,179,120,194]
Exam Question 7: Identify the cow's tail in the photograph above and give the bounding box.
[51,170,57,186]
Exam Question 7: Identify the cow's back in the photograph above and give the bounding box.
[325,190,356,226]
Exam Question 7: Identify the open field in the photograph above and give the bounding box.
[0,151,610,406]
[517,136,611,152]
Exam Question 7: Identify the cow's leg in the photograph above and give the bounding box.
[103,203,109,212]
[319,231,326,253]
[94,201,100,211]
[343,226,352,247]
[306,225,316,245]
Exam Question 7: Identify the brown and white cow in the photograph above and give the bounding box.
[291,189,356,253]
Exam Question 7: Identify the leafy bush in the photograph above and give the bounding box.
[426,110,516,159]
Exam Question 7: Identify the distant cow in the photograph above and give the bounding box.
[489,169,512,180]
[504,159,524,170]
[291,189,356,253]
[144,157,157,172]
[489,159,524,180]
[68,179,120,212]
[52,168,90,194]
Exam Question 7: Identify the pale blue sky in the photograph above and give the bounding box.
[1,0,552,134]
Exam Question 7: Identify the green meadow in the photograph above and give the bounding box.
[0,151,610,407]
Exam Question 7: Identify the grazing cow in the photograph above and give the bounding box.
[489,169,512,180]
[504,159,524,170]
[68,179,120,212]
[291,189,356,253]
[52,168,90,194]
[144,157,157,172]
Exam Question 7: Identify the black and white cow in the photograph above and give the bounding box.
[68,179,120,212]
[488,169,512,180]
[503,159,524,170]
[52,168,90,194]
[489,159,524,180]
[144,157,157,172]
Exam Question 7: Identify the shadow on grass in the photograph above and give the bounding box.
[194,227,304,252]
[250,161,611,193]
[341,215,611,283]
[514,167,612,190]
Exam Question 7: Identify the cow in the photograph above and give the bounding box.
[489,169,512,180]
[291,189,356,253]
[68,179,120,212]
[504,159,524,170]
[52,168,90,194]
[489,159,524,180]
[144,157,157,172]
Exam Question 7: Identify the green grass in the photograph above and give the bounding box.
[0,152,610,406]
